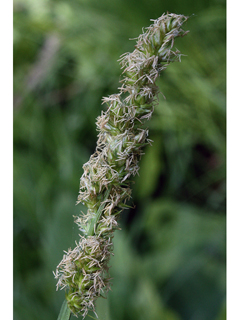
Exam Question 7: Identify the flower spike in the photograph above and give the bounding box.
[54,12,189,318]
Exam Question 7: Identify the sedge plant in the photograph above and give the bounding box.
[54,12,189,319]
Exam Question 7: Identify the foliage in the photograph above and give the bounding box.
[14,0,226,319]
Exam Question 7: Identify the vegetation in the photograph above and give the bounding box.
[14,0,226,319]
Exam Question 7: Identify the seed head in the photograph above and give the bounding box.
[54,12,189,318]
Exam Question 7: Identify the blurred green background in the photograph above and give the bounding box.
[13,0,226,319]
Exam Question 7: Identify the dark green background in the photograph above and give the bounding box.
[14,0,226,319]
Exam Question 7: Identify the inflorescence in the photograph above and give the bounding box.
[54,13,189,318]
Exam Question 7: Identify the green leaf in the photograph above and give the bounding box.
[57,300,71,320]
